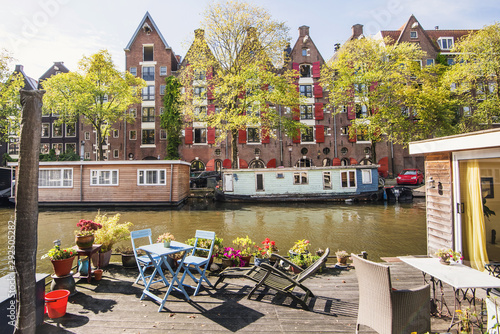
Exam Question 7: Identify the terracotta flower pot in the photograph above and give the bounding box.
[337,256,348,265]
[240,255,252,267]
[51,257,75,277]
[93,269,103,281]
[75,234,94,249]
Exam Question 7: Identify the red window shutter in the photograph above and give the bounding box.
[185,127,193,144]
[348,129,356,143]
[294,82,299,92]
[292,62,300,78]
[238,90,246,99]
[207,104,215,116]
[312,62,321,78]
[238,129,247,144]
[206,66,213,80]
[292,107,300,121]
[347,105,356,120]
[261,128,270,144]
[315,125,324,143]
[292,129,301,143]
[207,84,213,100]
[207,127,215,144]
[332,158,341,166]
[313,81,323,98]
[314,103,324,120]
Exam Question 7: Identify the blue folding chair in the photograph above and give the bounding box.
[179,230,216,296]
[130,228,161,286]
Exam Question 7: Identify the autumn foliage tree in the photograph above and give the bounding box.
[42,50,145,160]
[179,1,302,168]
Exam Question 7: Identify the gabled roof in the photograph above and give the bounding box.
[290,25,325,64]
[124,11,170,51]
[14,65,37,90]
[38,62,70,89]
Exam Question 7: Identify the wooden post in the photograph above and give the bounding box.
[14,89,44,334]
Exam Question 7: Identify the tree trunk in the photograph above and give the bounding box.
[97,124,104,161]
[231,129,238,169]
[14,90,44,334]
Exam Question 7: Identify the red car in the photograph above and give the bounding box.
[396,169,424,185]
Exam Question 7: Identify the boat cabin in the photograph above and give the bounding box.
[8,160,191,207]
[409,128,500,271]
[217,166,380,202]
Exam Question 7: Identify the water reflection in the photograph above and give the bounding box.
[0,199,426,276]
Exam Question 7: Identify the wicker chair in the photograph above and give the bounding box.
[351,254,431,334]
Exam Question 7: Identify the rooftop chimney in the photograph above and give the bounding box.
[435,26,439,30]
[351,24,364,39]
[298,26,310,37]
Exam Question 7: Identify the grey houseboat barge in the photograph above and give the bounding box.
[215,165,381,202]
[8,160,191,207]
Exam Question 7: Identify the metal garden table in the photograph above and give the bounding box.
[139,241,194,312]
[399,256,500,331]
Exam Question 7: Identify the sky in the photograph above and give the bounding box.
[1,0,499,80]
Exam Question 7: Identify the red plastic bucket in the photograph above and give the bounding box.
[45,290,70,318]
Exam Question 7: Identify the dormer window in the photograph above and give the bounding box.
[437,37,454,50]
[410,31,418,39]
[143,45,153,62]
[302,48,310,56]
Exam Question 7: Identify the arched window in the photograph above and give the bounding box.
[322,158,331,167]
[341,158,350,166]
[190,160,205,174]
[248,159,265,169]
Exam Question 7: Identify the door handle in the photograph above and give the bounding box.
[456,203,464,214]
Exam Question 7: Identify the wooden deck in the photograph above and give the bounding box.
[36,260,485,333]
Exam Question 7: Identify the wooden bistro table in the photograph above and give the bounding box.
[399,256,500,331]
[139,241,194,312]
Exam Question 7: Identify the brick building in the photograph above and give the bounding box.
[37,62,79,157]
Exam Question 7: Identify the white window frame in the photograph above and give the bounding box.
[41,123,50,138]
[137,169,166,186]
[426,59,435,66]
[293,172,308,185]
[160,66,167,76]
[85,132,90,140]
[323,171,332,190]
[84,152,90,160]
[129,67,137,76]
[160,85,165,95]
[410,31,418,38]
[361,169,372,184]
[113,149,119,158]
[113,129,119,138]
[52,124,63,138]
[129,130,137,140]
[340,170,356,188]
[437,37,454,50]
[65,143,76,153]
[39,168,73,188]
[90,170,119,186]
[65,122,76,137]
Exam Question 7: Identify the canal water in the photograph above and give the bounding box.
[0,198,427,276]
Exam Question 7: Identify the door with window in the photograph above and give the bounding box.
[453,149,500,271]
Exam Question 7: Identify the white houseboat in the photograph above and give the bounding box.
[215,165,381,202]
[8,160,191,207]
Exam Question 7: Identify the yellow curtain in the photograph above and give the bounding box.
[463,160,489,271]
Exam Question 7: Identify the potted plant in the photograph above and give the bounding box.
[232,236,255,266]
[335,250,349,265]
[435,248,463,265]
[289,253,320,273]
[115,246,136,268]
[42,245,77,277]
[92,212,133,268]
[75,219,102,249]
[289,239,310,257]
[183,236,223,269]
[216,247,243,269]
[157,232,175,248]
[254,238,278,266]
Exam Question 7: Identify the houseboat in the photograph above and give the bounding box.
[7,160,191,207]
[215,165,381,202]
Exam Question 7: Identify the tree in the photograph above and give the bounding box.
[321,37,455,161]
[179,1,302,168]
[161,76,183,159]
[444,23,500,132]
[42,50,145,160]
[0,49,24,139]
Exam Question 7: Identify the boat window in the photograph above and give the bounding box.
[91,170,119,186]
[39,168,73,188]
[256,174,264,191]
[323,172,332,190]
[137,169,166,186]
[341,170,356,188]
[293,172,308,185]
[362,170,372,184]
